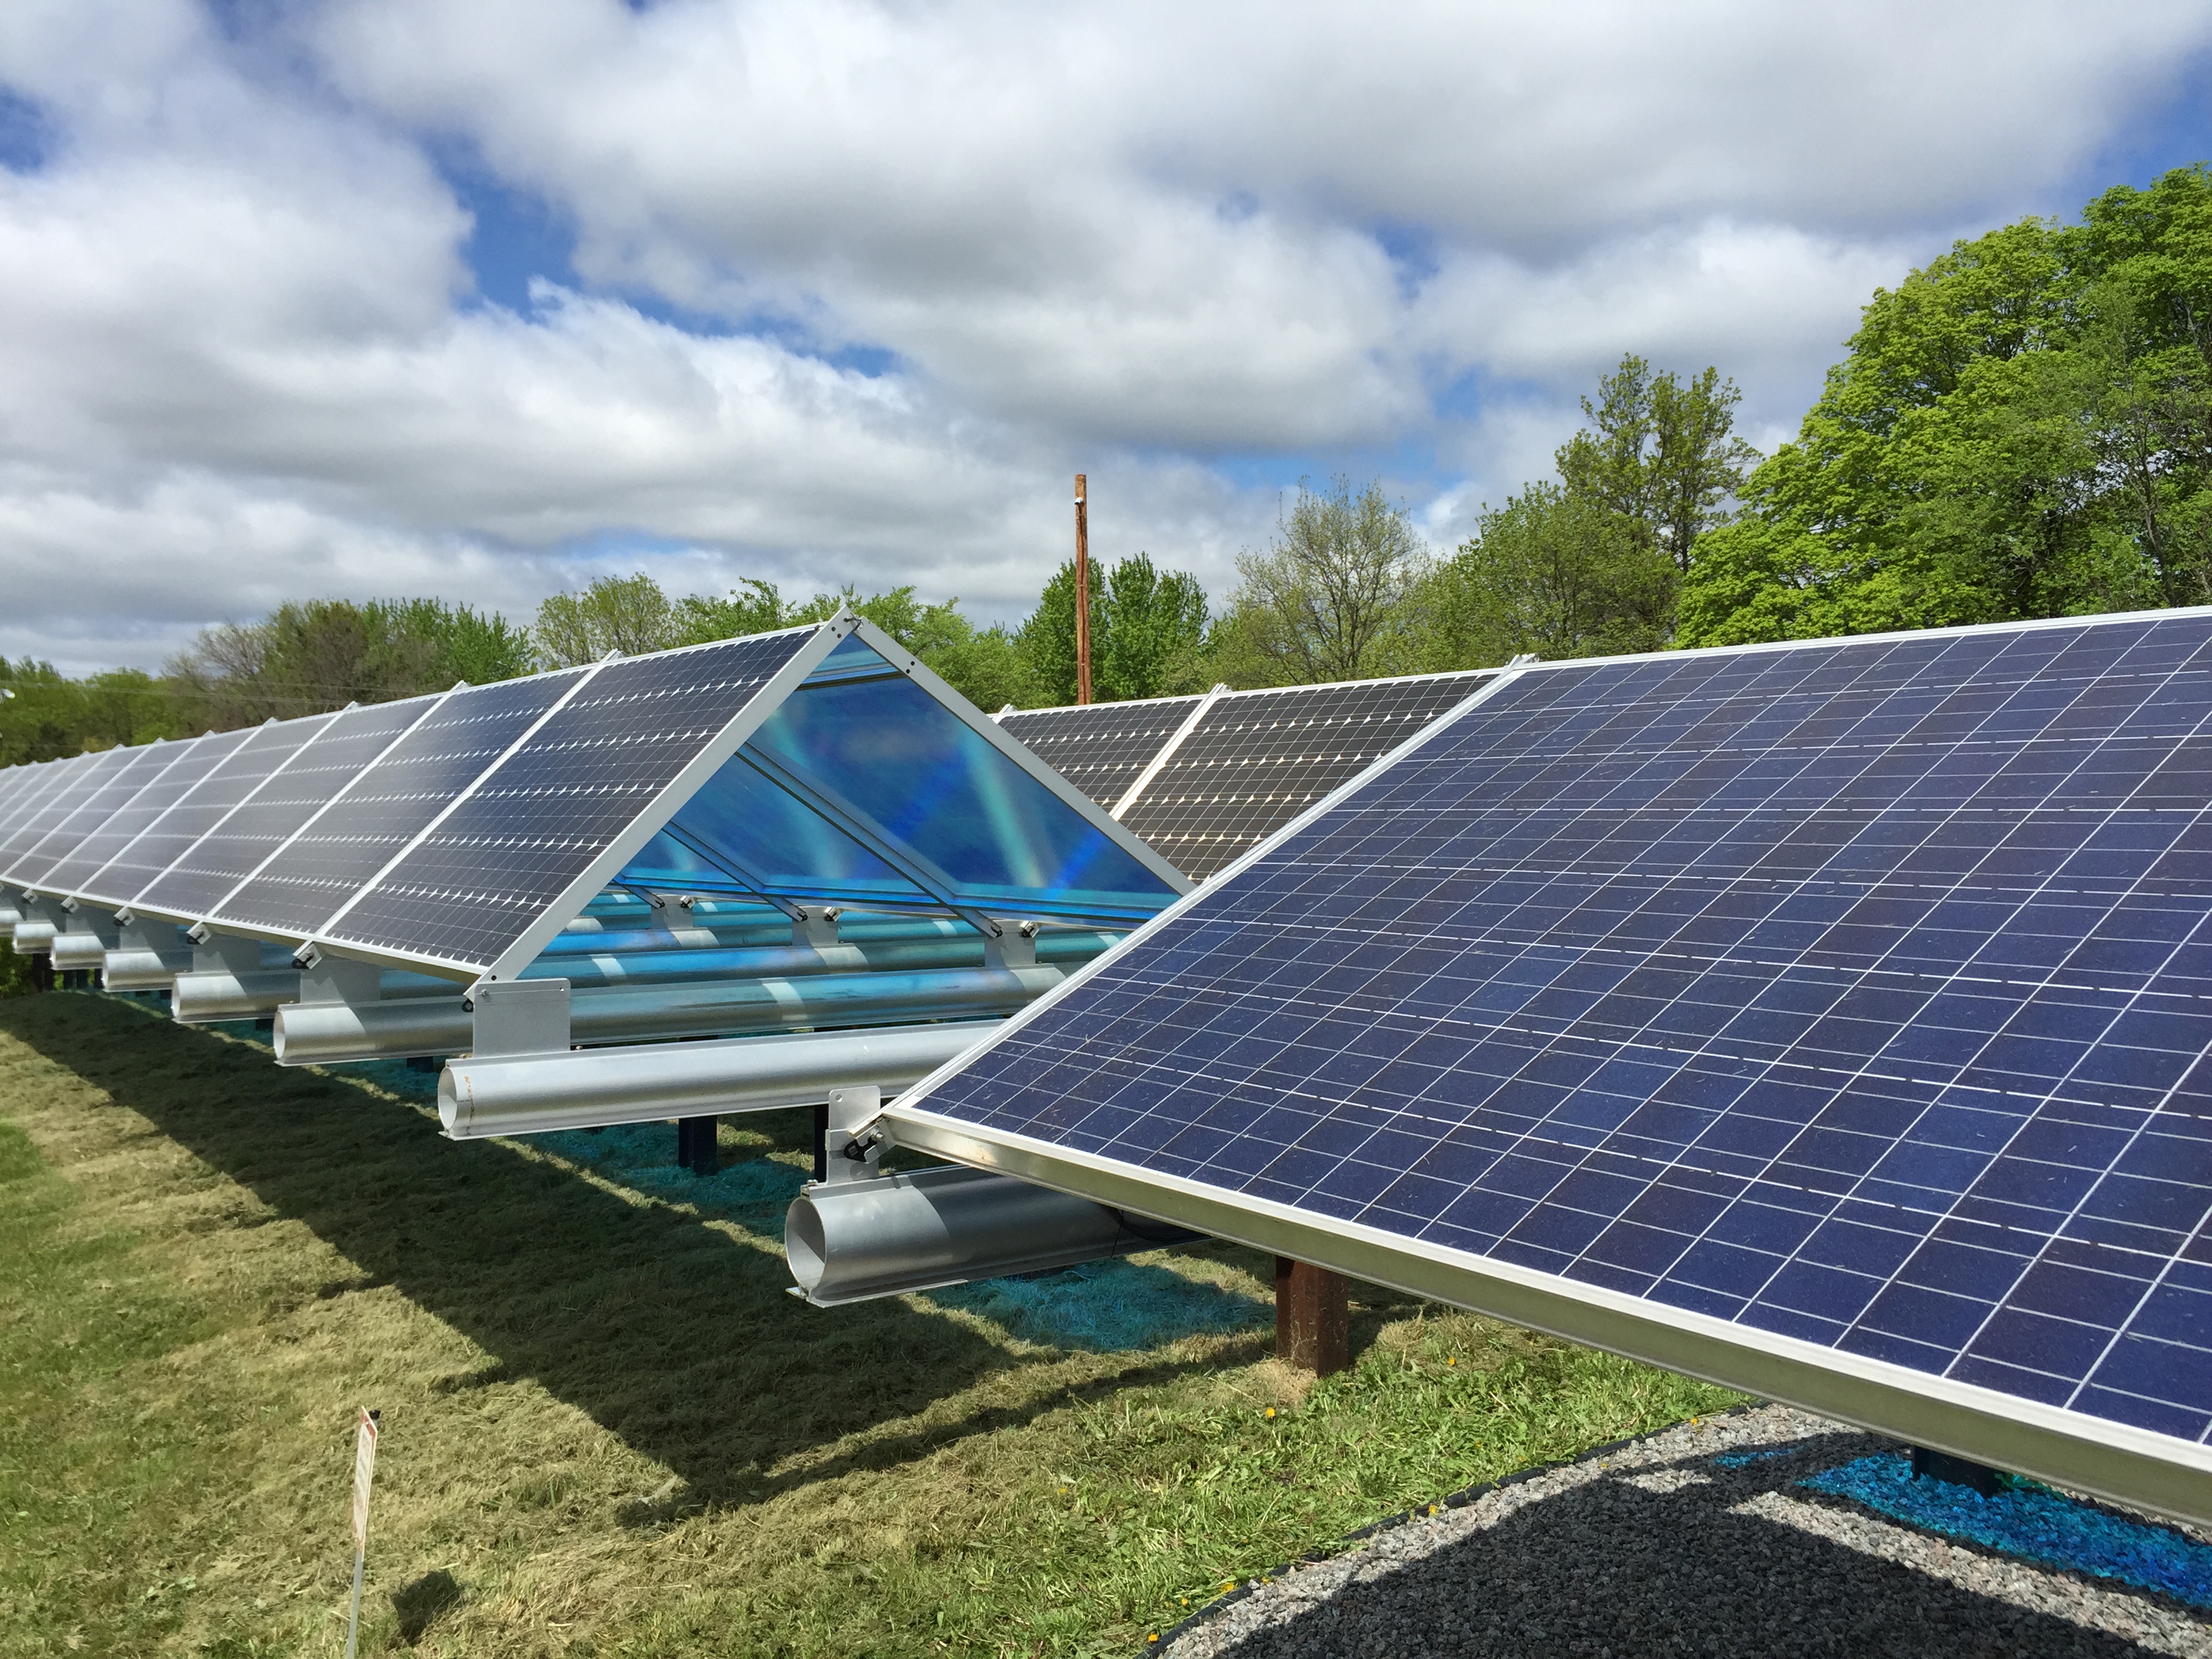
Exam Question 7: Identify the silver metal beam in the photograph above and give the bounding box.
[785,1164,1189,1306]
[438,1021,993,1139]
[270,962,1071,1064]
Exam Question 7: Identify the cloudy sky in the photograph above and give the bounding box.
[1,1,2208,673]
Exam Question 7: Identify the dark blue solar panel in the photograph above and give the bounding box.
[118,716,334,916]
[211,669,590,937]
[0,758,68,848]
[900,615,2212,1450]
[138,699,432,924]
[0,749,131,880]
[325,628,818,969]
[43,732,241,903]
[7,738,185,890]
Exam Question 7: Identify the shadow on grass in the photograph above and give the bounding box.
[1203,1431,2172,1658]
[392,1568,464,1643]
[0,994,1260,1513]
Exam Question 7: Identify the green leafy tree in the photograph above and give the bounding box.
[1015,554,1210,704]
[532,573,678,666]
[1212,478,1425,686]
[1426,483,1675,664]
[1679,163,2212,647]
[672,579,793,645]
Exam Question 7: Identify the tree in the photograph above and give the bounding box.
[1015,554,1210,704]
[672,580,792,645]
[1427,483,1675,664]
[1678,163,2212,647]
[168,597,533,725]
[1214,478,1425,685]
[1099,554,1210,701]
[1557,354,1759,577]
[532,573,677,666]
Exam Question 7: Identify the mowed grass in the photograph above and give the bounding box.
[0,990,1741,1656]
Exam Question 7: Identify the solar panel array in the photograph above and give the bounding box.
[0,626,825,974]
[1120,673,1494,877]
[998,695,1201,812]
[1,619,1164,981]
[996,670,1495,878]
[892,613,2212,1507]
[324,633,817,970]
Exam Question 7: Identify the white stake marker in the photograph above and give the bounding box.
[344,1408,379,1659]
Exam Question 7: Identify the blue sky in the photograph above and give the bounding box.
[0,0,2207,671]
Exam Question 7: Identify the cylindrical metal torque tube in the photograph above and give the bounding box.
[436,1021,993,1139]
[102,948,196,990]
[172,968,457,1023]
[785,1166,1200,1305]
[51,933,113,972]
[11,918,56,956]
[272,963,1069,1065]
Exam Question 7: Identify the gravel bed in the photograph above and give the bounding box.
[1164,1405,2212,1658]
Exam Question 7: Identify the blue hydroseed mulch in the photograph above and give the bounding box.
[1801,1453,2212,1610]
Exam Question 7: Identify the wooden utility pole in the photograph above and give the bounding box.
[1073,472,1093,705]
[1275,1256,1349,1375]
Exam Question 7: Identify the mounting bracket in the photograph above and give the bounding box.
[821,1084,886,1184]
[466,979,572,1059]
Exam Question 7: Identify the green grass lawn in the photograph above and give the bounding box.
[0,989,1740,1656]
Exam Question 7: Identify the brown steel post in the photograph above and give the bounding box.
[1275,1256,1349,1375]
[1073,472,1092,705]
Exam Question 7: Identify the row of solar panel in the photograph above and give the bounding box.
[0,627,826,975]
[998,669,1496,878]
[901,610,2212,1507]
[0,638,1491,984]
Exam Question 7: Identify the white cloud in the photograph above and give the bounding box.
[0,0,2205,671]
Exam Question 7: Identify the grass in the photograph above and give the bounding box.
[0,989,1742,1656]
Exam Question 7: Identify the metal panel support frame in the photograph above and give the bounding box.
[186,922,264,978]
[821,1085,886,1184]
[58,895,120,949]
[467,979,571,1059]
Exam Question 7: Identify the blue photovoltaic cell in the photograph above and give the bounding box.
[212,668,590,937]
[116,716,335,916]
[0,749,131,881]
[901,615,2212,1448]
[42,732,238,903]
[0,760,64,851]
[7,738,186,890]
[137,699,432,924]
[327,628,819,969]
[65,728,255,907]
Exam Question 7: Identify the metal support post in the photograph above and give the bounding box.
[676,1115,720,1176]
[1910,1446,2005,1495]
[812,1102,830,1183]
[1275,1256,1349,1376]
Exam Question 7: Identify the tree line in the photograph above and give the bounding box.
[7,161,2205,763]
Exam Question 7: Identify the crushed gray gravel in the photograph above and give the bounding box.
[1164,1405,2212,1658]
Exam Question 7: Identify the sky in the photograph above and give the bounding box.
[1,1,2209,674]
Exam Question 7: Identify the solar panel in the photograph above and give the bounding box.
[44,732,237,904]
[323,628,823,972]
[0,749,132,882]
[210,670,589,938]
[0,759,62,851]
[998,695,1200,812]
[135,699,436,923]
[890,614,2212,1522]
[6,738,188,891]
[66,727,255,908]
[119,715,335,918]
[1118,672,1494,878]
